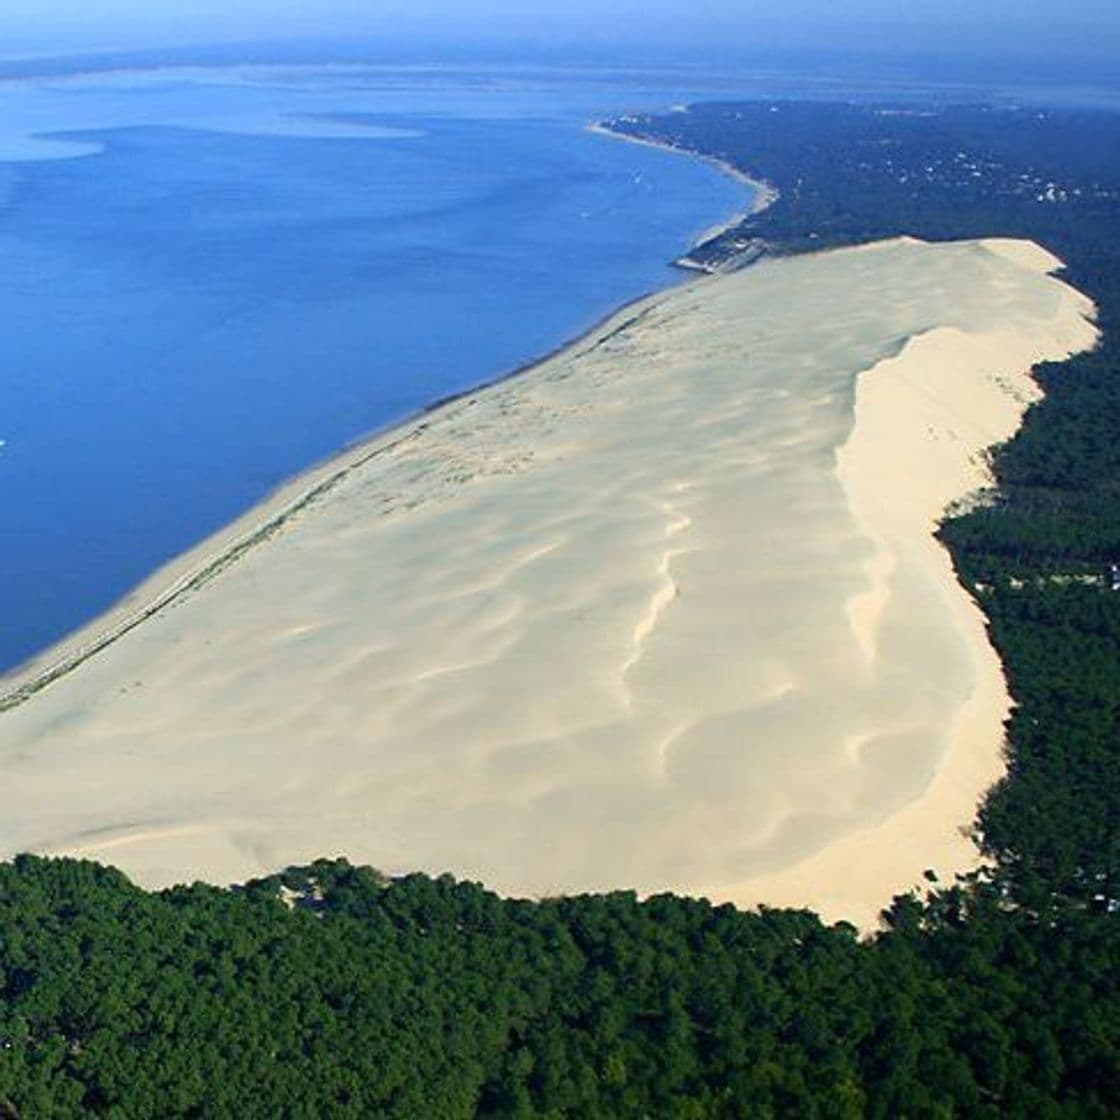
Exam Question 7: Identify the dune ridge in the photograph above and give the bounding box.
[0,237,1097,928]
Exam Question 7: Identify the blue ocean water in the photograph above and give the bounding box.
[0,65,753,673]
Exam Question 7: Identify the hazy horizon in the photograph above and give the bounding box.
[1,1,1118,75]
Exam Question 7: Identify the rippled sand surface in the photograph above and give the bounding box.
[0,237,1097,925]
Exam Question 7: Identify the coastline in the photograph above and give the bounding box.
[587,119,779,263]
[0,283,678,713]
[2,114,771,715]
[0,236,1096,929]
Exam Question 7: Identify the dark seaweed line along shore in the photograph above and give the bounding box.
[0,432,400,713]
[0,296,660,714]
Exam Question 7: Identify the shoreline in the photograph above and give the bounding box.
[2,114,772,709]
[0,116,758,710]
[587,118,779,264]
[0,281,689,712]
[0,110,760,703]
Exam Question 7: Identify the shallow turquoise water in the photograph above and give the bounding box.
[0,65,752,672]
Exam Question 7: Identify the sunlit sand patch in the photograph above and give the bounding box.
[0,237,1097,928]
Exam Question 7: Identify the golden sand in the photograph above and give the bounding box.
[0,237,1097,928]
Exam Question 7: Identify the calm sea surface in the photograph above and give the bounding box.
[0,65,755,672]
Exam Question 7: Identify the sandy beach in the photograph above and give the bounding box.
[0,236,1097,928]
[587,121,779,262]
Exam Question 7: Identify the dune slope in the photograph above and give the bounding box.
[0,237,1097,926]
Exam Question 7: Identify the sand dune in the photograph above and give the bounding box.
[0,237,1097,927]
